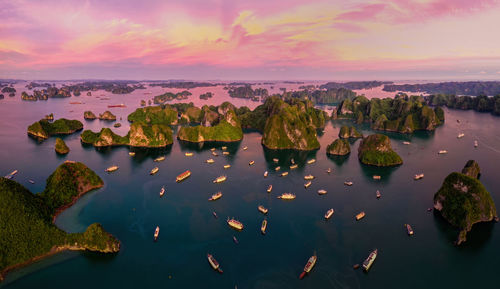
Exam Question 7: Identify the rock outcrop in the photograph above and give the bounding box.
[84,111,97,120]
[326,138,350,156]
[357,134,403,166]
[55,138,69,154]
[27,119,83,140]
[338,126,363,139]
[98,110,116,121]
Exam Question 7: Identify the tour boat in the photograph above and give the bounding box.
[277,193,296,200]
[324,208,334,219]
[264,171,268,178]
[344,181,353,186]
[108,103,126,108]
[223,164,231,169]
[403,141,411,145]
[213,175,227,183]
[414,173,424,180]
[261,219,267,234]
[221,146,227,150]
[249,160,255,166]
[474,140,478,147]
[438,150,448,154]
[154,156,165,162]
[209,192,223,201]
[356,211,366,220]
[207,254,223,273]
[159,186,165,197]
[223,151,230,155]
[274,166,281,171]
[258,205,269,214]
[307,159,316,164]
[318,189,327,195]
[5,170,18,179]
[376,190,381,199]
[326,168,332,174]
[106,166,119,172]
[291,158,295,164]
[273,158,279,163]
[304,175,315,180]
[233,236,239,244]
[213,211,218,218]
[267,185,273,193]
[210,148,216,152]
[150,167,159,175]
[128,152,136,156]
[176,170,191,182]
[227,218,244,230]
[153,226,160,241]
[212,151,218,156]
[69,101,82,104]
[28,179,35,184]
[243,146,248,151]
[457,133,465,138]
[206,158,215,164]
[362,249,377,272]
[185,152,193,157]
[290,164,298,169]
[304,181,312,188]
[299,254,317,279]
[405,224,414,235]
[373,175,381,180]
[281,172,289,177]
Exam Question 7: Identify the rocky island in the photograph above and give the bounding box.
[81,122,173,147]
[98,110,116,121]
[357,134,403,166]
[84,110,97,120]
[326,138,350,155]
[55,138,69,154]
[338,126,363,138]
[433,160,497,245]
[0,161,120,281]
[27,118,83,140]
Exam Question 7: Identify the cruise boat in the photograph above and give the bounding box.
[227,218,244,230]
[264,171,268,177]
[290,164,298,169]
[344,181,353,186]
[438,150,448,154]
[405,224,414,235]
[223,164,231,169]
[317,189,327,195]
[261,219,267,234]
[277,193,296,200]
[304,175,315,180]
[326,168,332,174]
[209,192,223,201]
[212,151,218,156]
[324,208,334,219]
[274,166,281,171]
[474,140,478,148]
[185,152,193,157]
[105,166,119,172]
[457,133,465,138]
[159,186,165,197]
[243,146,248,151]
[210,148,216,152]
[153,226,160,241]
[249,160,255,166]
[222,151,230,155]
[128,152,136,156]
[150,167,159,175]
[258,205,268,214]
[304,181,312,188]
[207,254,223,273]
[362,249,377,272]
[206,158,215,164]
[273,158,279,163]
[176,170,191,182]
[108,103,126,108]
[299,254,317,279]
[403,141,411,145]
[281,172,289,177]
[376,190,381,199]
[373,175,381,180]
[414,173,424,180]
[213,175,227,183]
[267,185,273,193]
[154,156,165,162]
[307,159,316,164]
[221,146,227,150]
[356,211,366,220]
[5,170,18,179]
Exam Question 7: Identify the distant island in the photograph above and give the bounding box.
[320,81,393,90]
[383,81,500,96]
[27,118,83,140]
[0,161,120,281]
[153,91,192,104]
[98,110,116,121]
[199,92,214,100]
[358,134,403,166]
[84,111,97,120]
[426,94,500,116]
[434,160,497,245]
[149,81,217,89]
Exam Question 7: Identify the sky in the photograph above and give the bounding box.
[1,0,500,81]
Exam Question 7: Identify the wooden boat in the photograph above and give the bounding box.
[154,156,165,162]
[274,166,281,171]
[373,175,381,180]
[261,219,267,234]
[227,218,244,230]
[150,167,159,175]
[258,205,268,214]
[212,151,218,156]
[128,152,136,156]
[324,208,334,219]
[317,189,327,195]
[403,141,411,145]
[209,192,223,201]
[281,172,289,177]
[221,146,227,150]
[438,150,448,154]
[376,190,381,199]
[307,159,316,164]
[243,146,248,151]
[362,249,377,272]
[356,211,365,221]
[185,152,193,157]
[277,193,295,200]
[105,165,119,172]
[290,164,298,169]
[304,181,312,188]
[264,171,268,177]
[405,224,414,235]
[457,133,465,138]
[267,185,273,193]
[273,158,279,163]
[249,160,255,166]
[206,158,215,164]
[223,164,231,169]
[326,168,332,174]
[213,175,227,183]
[176,170,191,182]
[207,254,223,273]
[222,151,229,155]
[299,254,317,279]
[414,173,424,180]
[304,175,315,180]
[159,186,165,197]
[153,226,160,241]
[344,181,353,186]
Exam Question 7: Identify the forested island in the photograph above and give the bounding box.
[425,94,500,116]
[320,81,393,90]
[326,138,350,156]
[149,81,217,89]
[55,138,69,154]
[81,123,173,148]
[27,118,83,140]
[357,134,403,166]
[0,161,120,281]
[153,91,192,104]
[383,81,500,96]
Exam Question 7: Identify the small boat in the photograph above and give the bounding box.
[106,166,119,172]
[222,152,230,155]
[474,140,478,148]
[212,151,219,156]
[427,207,433,212]
[28,179,35,184]
[304,181,312,188]
[290,164,298,169]
[108,104,126,108]
[243,146,248,151]
[307,159,316,164]
[261,219,267,234]
[376,190,381,199]
[159,186,165,197]
[281,172,289,177]
[185,152,193,157]
[405,224,414,235]
[223,164,231,169]
[274,166,281,171]
[344,181,353,186]
[258,205,268,214]
[227,218,244,230]
[209,192,223,201]
[299,254,317,279]
[210,148,216,152]
[213,211,218,218]
[206,158,215,163]
[150,167,159,175]
[414,173,424,180]
[69,101,82,104]
[356,211,366,221]
[221,146,227,150]
[362,249,377,272]
[277,193,296,200]
[128,152,136,156]
[213,175,227,183]
[154,156,165,162]
[304,175,315,180]
[326,168,332,174]
[273,158,279,163]
[113,123,121,128]
[233,236,239,244]
[207,254,223,273]
[457,133,465,138]
[249,160,255,166]
[291,158,295,164]
[176,170,191,182]
[403,141,411,145]
[153,226,160,241]
[4,170,18,179]
[373,175,381,180]
[318,189,327,195]
[325,208,334,219]
[438,150,448,154]
[267,185,273,193]
[264,171,268,178]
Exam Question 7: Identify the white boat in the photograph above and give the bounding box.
[324,208,334,219]
[317,189,327,195]
[128,152,136,156]
[267,185,273,193]
[213,175,227,183]
[307,159,316,164]
[414,173,424,180]
[159,186,165,197]
[376,190,381,198]
[106,166,119,172]
[474,140,478,147]
[207,253,223,273]
[154,156,165,162]
[457,133,465,138]
[150,167,159,175]
[290,164,298,169]
[403,141,411,145]
[264,171,268,177]
[209,192,223,201]
[438,150,448,154]
[243,146,248,151]
[249,160,255,166]
[304,175,315,180]
[344,181,353,186]
[304,181,312,188]
[281,172,289,177]
[185,152,194,157]
[223,164,231,169]
[206,158,215,164]
[362,249,377,271]
[154,226,160,241]
[258,205,268,214]
[326,168,332,174]
[274,166,281,171]
[277,193,296,200]
[273,158,279,163]
[221,146,227,150]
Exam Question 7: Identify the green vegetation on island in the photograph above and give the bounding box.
[339,126,363,139]
[84,111,97,120]
[153,91,192,104]
[55,138,69,154]
[81,123,173,148]
[326,138,350,156]
[357,134,403,166]
[98,110,116,121]
[426,94,500,116]
[433,161,497,245]
[0,162,119,281]
[27,118,83,140]
[128,105,179,125]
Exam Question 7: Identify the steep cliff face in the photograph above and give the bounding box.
[84,111,97,120]
[358,134,403,166]
[129,123,173,147]
[55,138,69,154]
[80,128,128,147]
[462,160,481,179]
[28,119,83,140]
[326,138,350,156]
[98,111,116,121]
[338,126,363,139]
[434,161,497,245]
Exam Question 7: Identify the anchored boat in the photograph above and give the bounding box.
[153,226,160,241]
[209,192,223,201]
[403,141,411,145]
[249,160,255,166]
[243,146,248,151]
[290,164,298,169]
[227,218,244,230]
[206,158,215,164]
[438,150,448,154]
[457,133,465,138]
[224,164,231,169]
[376,190,381,199]
[356,211,366,220]
[299,254,317,279]
[207,254,223,273]
[264,171,268,177]
[281,172,289,177]
[221,146,227,150]
[159,186,165,197]
[326,168,332,174]
[154,156,165,162]
[414,173,424,180]
[212,151,218,156]
[362,249,377,272]
[373,175,381,180]
[304,175,315,180]
[185,152,193,157]
[258,205,268,214]
[213,175,227,183]
[304,181,312,188]
[325,208,334,219]
[307,159,316,164]
[318,189,327,195]
[277,193,296,200]
[105,166,119,172]
[273,158,279,163]
[344,181,353,186]
[274,166,281,171]
[176,170,191,182]
[128,152,136,156]
[150,167,159,175]
[405,224,414,235]
[222,152,229,155]
[261,219,267,234]
[267,185,273,193]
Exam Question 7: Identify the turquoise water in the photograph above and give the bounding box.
[1,84,500,288]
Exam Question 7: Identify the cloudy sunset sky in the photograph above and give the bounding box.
[1,0,500,80]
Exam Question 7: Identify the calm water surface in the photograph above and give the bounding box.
[1,82,500,288]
